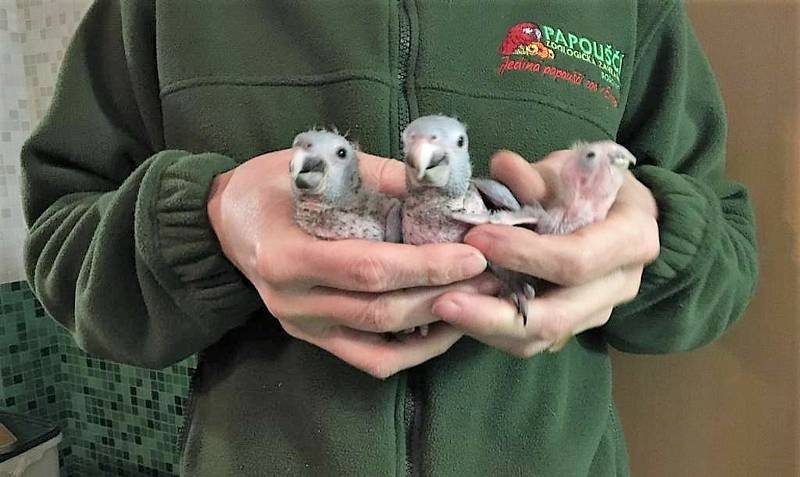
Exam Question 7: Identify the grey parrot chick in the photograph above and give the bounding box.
[401,115,543,326]
[291,129,401,242]
[401,115,516,244]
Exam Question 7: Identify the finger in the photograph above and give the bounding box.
[358,153,407,197]
[316,323,464,379]
[431,292,553,358]
[275,239,487,292]
[490,149,578,205]
[464,210,658,286]
[488,150,549,204]
[615,172,658,219]
[538,268,638,334]
[273,272,500,333]
[432,267,641,356]
[432,292,522,339]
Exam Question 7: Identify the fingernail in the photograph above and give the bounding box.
[432,300,461,321]
[460,252,487,276]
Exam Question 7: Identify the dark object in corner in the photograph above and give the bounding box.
[0,411,59,463]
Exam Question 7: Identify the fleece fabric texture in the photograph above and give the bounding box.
[20,1,758,476]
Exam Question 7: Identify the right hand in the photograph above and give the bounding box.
[207,148,494,378]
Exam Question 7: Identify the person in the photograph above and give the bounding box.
[20,1,758,476]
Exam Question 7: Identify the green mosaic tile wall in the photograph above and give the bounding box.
[0,281,196,477]
[0,280,68,473]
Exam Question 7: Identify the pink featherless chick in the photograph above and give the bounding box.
[453,140,637,346]
[536,140,637,235]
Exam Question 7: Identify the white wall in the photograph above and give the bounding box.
[0,0,91,284]
[613,2,800,476]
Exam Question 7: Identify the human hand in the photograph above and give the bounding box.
[207,149,494,378]
[431,149,660,357]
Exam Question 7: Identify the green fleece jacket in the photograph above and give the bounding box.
[21,1,758,476]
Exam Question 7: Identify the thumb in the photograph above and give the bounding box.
[489,150,549,205]
[359,153,407,198]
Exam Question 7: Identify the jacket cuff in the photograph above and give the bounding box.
[614,164,721,314]
[135,150,262,328]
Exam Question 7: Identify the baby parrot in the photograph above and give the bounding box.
[401,115,543,323]
[290,129,402,243]
[534,140,636,234]
[454,140,636,234]
[401,115,539,244]
[454,140,637,348]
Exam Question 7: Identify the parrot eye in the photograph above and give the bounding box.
[586,151,596,159]
[336,147,348,159]
[304,143,313,150]
[457,136,465,148]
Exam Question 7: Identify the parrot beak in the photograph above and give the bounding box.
[290,151,326,191]
[609,151,636,169]
[406,139,450,186]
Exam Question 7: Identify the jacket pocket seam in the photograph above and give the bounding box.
[160,70,396,99]
[416,81,616,139]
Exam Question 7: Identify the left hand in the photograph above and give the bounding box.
[431,149,660,357]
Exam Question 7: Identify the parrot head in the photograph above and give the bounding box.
[509,22,541,43]
[561,140,636,205]
[290,130,360,203]
[402,115,472,197]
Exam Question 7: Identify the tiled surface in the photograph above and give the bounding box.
[0,4,199,475]
[0,0,91,283]
[0,281,196,477]
[0,4,200,476]
[59,349,194,477]
[0,280,67,427]
[0,281,71,472]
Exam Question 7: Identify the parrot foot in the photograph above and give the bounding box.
[396,325,430,338]
[509,282,536,326]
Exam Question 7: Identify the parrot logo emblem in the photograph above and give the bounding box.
[499,22,554,60]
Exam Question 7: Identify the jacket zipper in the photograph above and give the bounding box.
[405,370,424,477]
[398,2,422,476]
[177,352,203,453]
[398,0,412,139]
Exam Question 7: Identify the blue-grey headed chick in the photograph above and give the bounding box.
[401,115,543,324]
[291,129,402,243]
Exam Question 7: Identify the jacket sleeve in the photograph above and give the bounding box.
[603,1,758,353]
[21,0,262,368]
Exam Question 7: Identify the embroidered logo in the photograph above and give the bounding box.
[498,23,554,60]
[540,25,625,90]
[497,21,625,108]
